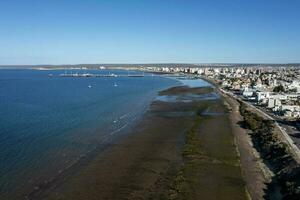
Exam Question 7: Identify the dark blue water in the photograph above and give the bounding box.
[0,69,179,199]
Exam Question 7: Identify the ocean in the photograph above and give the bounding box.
[0,69,180,199]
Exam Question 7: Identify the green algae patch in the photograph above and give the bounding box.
[182,116,203,158]
[170,103,248,200]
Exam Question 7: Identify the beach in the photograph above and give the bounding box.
[29,83,249,200]
[224,94,268,200]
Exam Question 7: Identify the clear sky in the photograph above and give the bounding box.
[0,0,299,65]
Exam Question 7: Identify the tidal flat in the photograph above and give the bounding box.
[35,85,248,200]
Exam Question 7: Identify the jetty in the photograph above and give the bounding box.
[59,73,146,78]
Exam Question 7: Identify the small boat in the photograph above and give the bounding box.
[88,85,92,88]
[114,82,118,87]
[109,73,118,77]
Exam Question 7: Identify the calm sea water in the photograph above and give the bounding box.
[0,69,179,199]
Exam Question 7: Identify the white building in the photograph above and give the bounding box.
[274,105,300,118]
[268,98,282,109]
[256,92,270,102]
[242,87,256,97]
[287,80,300,92]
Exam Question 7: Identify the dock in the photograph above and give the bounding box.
[59,72,191,79]
[59,73,146,78]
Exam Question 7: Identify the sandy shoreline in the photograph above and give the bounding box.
[28,82,249,200]
[224,95,268,200]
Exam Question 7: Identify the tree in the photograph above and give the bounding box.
[273,85,285,93]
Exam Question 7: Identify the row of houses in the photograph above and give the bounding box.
[141,65,300,119]
[242,88,300,118]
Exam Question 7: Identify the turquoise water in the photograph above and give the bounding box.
[0,69,179,199]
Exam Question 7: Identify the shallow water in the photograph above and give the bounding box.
[155,92,219,103]
[25,79,247,200]
[178,78,212,88]
[0,69,180,199]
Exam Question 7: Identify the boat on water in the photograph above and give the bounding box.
[114,82,118,87]
[88,85,92,88]
[109,73,118,77]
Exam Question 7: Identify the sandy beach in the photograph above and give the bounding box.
[224,95,268,200]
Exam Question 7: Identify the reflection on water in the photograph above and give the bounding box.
[156,92,219,103]
[179,78,212,88]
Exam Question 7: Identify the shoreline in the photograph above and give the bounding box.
[224,94,269,200]
[6,74,253,200]
[25,111,144,200]
[33,82,248,200]
[0,69,182,200]
[23,87,181,200]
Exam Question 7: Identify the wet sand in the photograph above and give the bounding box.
[33,85,248,200]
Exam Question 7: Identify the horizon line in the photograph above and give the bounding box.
[1,62,300,67]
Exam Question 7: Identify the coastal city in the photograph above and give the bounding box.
[144,65,300,119]
[3,63,300,199]
[143,65,300,146]
[139,64,300,199]
[2,0,300,200]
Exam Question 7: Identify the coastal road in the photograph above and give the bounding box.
[220,89,300,164]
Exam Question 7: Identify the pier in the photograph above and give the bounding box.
[59,73,188,78]
[59,73,146,78]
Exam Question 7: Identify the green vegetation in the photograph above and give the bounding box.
[230,77,240,82]
[169,104,246,200]
[239,102,300,199]
[169,115,203,199]
[273,85,285,92]
[182,116,202,158]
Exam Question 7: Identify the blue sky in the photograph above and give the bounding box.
[0,0,299,64]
